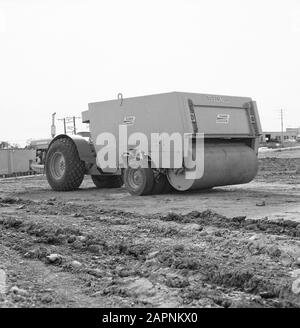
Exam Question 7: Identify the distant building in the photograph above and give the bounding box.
[260,127,300,143]
[0,149,36,176]
[286,127,300,135]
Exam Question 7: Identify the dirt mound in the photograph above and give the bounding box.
[0,160,300,308]
[158,210,300,237]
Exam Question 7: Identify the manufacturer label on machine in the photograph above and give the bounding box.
[216,114,230,124]
[123,116,136,125]
[206,95,229,103]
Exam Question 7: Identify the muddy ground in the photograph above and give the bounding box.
[0,149,300,308]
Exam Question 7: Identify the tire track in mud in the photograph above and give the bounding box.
[18,196,300,238]
[0,217,154,307]
[0,244,110,308]
[1,200,300,307]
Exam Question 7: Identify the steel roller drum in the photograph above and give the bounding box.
[167,142,258,191]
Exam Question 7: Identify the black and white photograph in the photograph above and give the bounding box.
[0,0,300,313]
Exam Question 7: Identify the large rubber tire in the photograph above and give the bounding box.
[91,175,123,189]
[45,138,85,191]
[124,167,154,196]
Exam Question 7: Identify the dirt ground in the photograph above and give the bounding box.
[0,149,300,308]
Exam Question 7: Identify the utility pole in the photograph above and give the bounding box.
[51,112,56,138]
[58,116,80,135]
[73,116,77,135]
[281,109,284,147]
[58,118,67,134]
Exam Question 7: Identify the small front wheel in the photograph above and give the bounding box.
[123,167,154,196]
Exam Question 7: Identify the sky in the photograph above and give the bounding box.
[0,0,300,146]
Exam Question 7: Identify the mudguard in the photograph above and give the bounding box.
[48,134,96,164]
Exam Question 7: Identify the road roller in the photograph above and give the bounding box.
[45,92,262,195]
